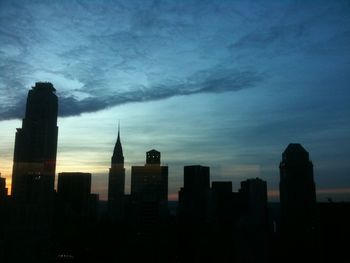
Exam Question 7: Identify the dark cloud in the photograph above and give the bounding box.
[0,0,349,121]
[57,68,262,117]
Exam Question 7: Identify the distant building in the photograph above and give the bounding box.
[239,178,268,224]
[211,181,240,224]
[0,174,8,201]
[238,178,269,263]
[130,149,168,228]
[178,165,210,223]
[108,124,125,221]
[11,82,58,206]
[279,143,318,262]
[57,172,92,222]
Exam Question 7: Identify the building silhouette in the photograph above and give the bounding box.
[279,143,318,262]
[108,124,125,221]
[0,174,7,201]
[57,172,92,222]
[238,178,269,263]
[178,165,210,223]
[239,178,268,225]
[130,150,168,232]
[211,181,238,224]
[6,82,58,262]
[11,82,58,206]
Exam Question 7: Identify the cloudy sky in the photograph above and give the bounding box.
[0,0,349,201]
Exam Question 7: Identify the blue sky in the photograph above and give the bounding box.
[0,0,349,201]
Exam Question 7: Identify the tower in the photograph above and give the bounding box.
[8,82,58,262]
[108,123,125,221]
[279,143,318,261]
[11,82,58,205]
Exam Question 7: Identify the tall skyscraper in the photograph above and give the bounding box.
[279,143,318,261]
[108,124,125,221]
[178,165,210,223]
[8,82,58,262]
[11,82,58,204]
[279,143,317,232]
[130,149,168,227]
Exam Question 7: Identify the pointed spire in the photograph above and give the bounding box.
[112,121,124,165]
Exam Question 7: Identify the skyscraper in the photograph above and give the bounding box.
[279,143,318,261]
[8,82,58,262]
[279,143,317,231]
[11,82,58,205]
[108,124,125,221]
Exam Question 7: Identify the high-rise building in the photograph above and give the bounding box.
[279,143,317,232]
[108,124,125,221]
[178,165,210,223]
[7,82,58,262]
[130,149,168,227]
[279,143,318,262]
[11,82,58,203]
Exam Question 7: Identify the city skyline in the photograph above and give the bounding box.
[0,0,350,201]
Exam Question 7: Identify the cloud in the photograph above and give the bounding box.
[0,0,349,120]
[57,67,262,117]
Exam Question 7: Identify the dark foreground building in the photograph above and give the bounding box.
[7,82,58,262]
[11,82,58,207]
[279,143,319,262]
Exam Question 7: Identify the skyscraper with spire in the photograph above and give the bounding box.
[108,123,125,221]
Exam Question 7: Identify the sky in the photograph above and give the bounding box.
[0,0,349,201]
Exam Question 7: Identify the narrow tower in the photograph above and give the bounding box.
[108,123,125,221]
